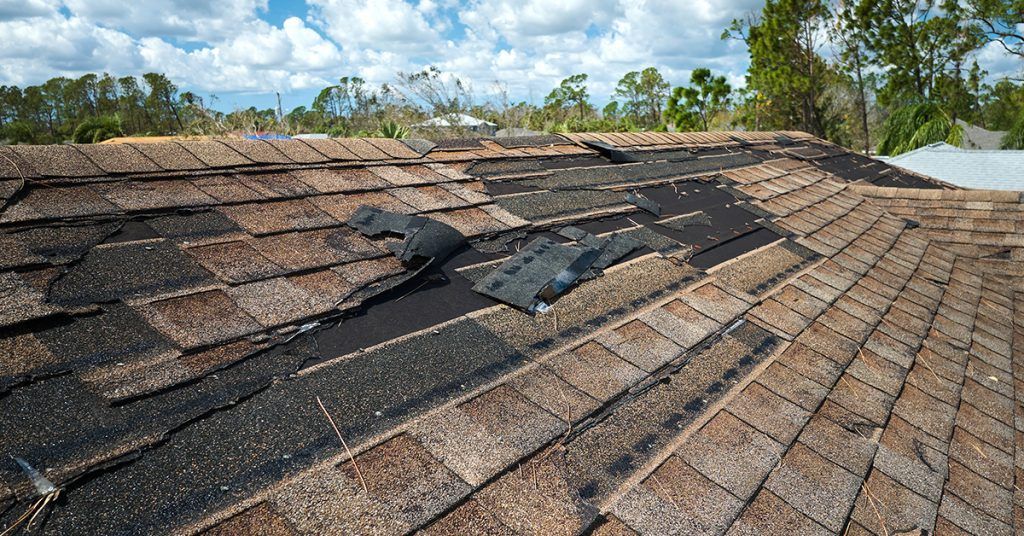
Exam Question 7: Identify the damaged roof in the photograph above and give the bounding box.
[1,131,1023,535]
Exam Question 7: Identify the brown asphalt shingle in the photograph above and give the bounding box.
[2,133,1023,536]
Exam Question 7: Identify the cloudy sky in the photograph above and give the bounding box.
[0,0,1019,113]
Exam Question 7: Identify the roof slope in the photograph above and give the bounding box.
[880,142,1024,191]
[0,131,1022,536]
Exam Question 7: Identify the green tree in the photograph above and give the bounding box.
[852,0,983,108]
[877,102,964,155]
[613,67,671,128]
[72,115,123,143]
[545,74,591,121]
[960,0,1024,59]
[726,0,834,136]
[1002,114,1024,148]
[833,1,877,153]
[665,68,732,131]
[142,73,184,132]
[981,79,1024,129]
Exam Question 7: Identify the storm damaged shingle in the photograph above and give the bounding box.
[346,206,466,265]
[472,237,603,312]
[3,133,1022,536]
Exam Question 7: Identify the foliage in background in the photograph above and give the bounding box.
[877,102,965,155]
[665,68,732,131]
[72,115,122,143]
[1002,113,1024,148]
[612,67,671,129]
[376,119,409,139]
[1,0,1023,149]
[544,74,592,122]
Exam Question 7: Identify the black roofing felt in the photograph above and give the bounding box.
[311,246,496,365]
[519,153,760,191]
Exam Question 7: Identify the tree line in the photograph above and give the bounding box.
[1,0,1021,152]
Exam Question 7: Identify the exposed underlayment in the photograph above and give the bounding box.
[1,132,1023,536]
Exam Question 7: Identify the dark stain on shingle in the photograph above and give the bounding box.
[609,454,635,476]
[48,241,216,306]
[684,398,705,413]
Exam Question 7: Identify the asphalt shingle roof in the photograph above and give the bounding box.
[0,131,1022,535]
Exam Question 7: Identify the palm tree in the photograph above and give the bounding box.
[877,103,964,156]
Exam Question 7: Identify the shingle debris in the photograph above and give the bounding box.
[471,234,639,312]
[625,192,661,216]
[346,206,465,266]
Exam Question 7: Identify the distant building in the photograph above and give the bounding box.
[877,142,1024,190]
[956,119,1006,150]
[414,113,497,136]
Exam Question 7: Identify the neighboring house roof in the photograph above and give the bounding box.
[956,118,1007,150]
[879,142,1024,190]
[1,131,1022,535]
[415,113,498,128]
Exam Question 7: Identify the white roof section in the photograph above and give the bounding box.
[414,113,497,128]
[878,143,1024,191]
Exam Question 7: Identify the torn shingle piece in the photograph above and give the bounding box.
[655,210,712,232]
[401,138,437,156]
[346,206,465,264]
[0,272,62,328]
[586,232,644,271]
[472,237,602,312]
[625,192,661,216]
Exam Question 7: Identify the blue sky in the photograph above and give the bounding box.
[0,0,1020,114]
